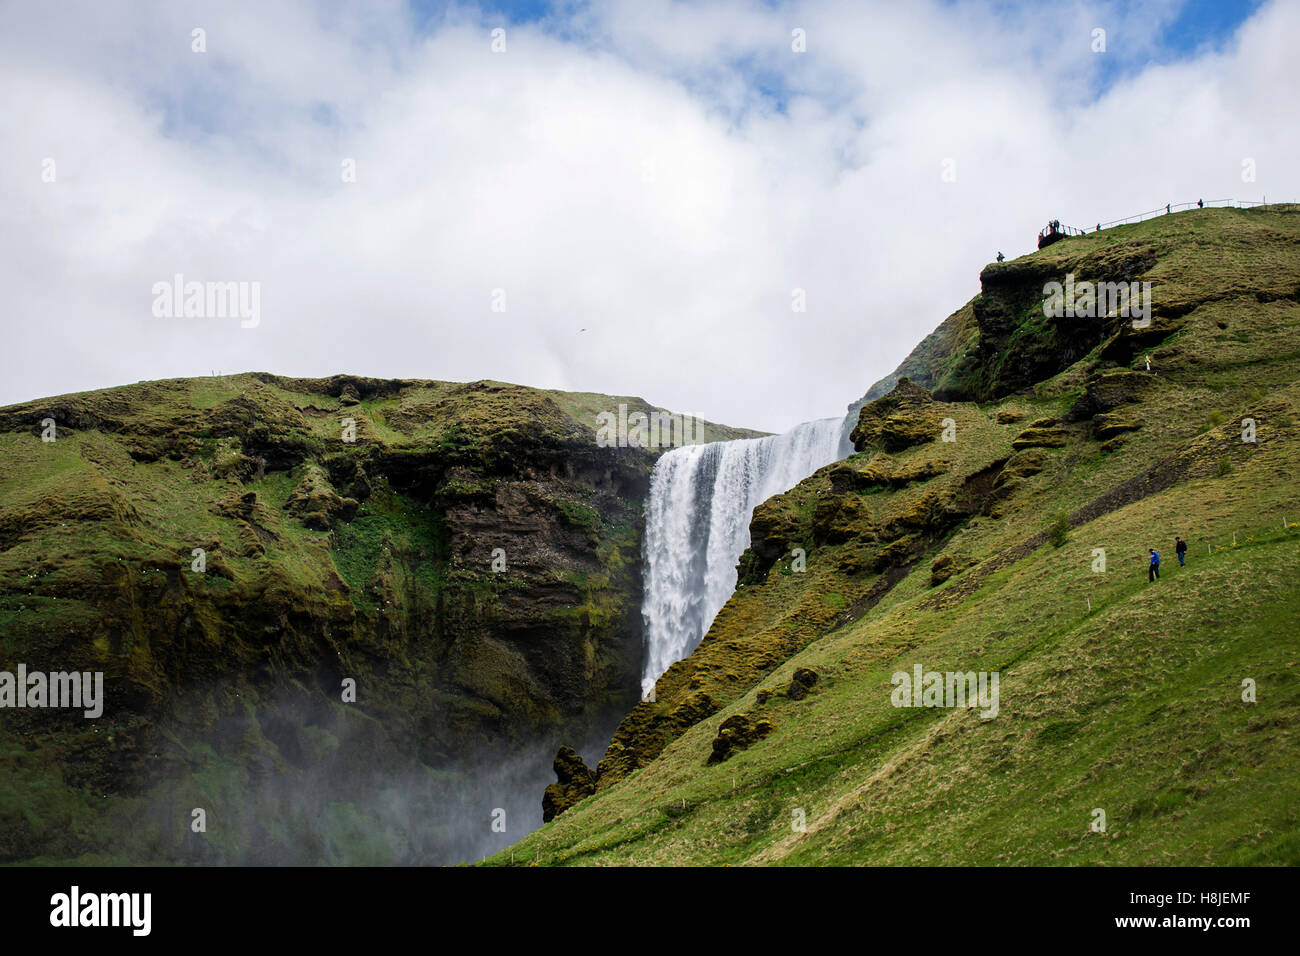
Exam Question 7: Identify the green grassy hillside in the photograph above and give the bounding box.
[493,204,1300,866]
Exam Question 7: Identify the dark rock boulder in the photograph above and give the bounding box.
[542,746,597,822]
[787,667,819,701]
[706,712,775,764]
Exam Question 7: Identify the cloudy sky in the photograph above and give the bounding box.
[1,0,1294,433]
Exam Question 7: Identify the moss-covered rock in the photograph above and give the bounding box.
[542,746,597,821]
[811,493,874,546]
[850,379,941,453]
[738,488,816,583]
[706,712,775,764]
[670,691,721,729]
[786,667,819,701]
[1066,368,1159,421]
[1094,413,1142,441]
[286,464,359,530]
[930,553,978,586]
[1011,426,1070,449]
[995,450,1048,486]
[827,455,949,493]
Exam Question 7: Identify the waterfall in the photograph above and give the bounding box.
[640,416,852,695]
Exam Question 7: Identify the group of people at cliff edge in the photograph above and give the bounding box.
[1148,536,1189,581]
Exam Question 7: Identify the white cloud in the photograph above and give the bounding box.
[1,0,1296,433]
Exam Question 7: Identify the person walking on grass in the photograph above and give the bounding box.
[1149,548,1161,582]
[1175,536,1187,566]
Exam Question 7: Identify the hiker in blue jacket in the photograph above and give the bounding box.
[1148,548,1160,581]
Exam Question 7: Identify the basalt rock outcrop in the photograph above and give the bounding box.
[542,746,598,821]
[849,378,941,452]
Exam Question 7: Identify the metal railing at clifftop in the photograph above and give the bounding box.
[1048,197,1296,239]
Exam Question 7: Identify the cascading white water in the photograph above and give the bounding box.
[640,416,852,695]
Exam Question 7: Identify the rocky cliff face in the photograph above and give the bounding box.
[845,204,1300,424]
[0,372,757,863]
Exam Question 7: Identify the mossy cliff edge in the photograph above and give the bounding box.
[518,205,1300,865]
[0,373,758,863]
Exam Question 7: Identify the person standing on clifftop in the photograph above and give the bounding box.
[1149,549,1161,582]
[996,251,1005,262]
[1175,536,1187,566]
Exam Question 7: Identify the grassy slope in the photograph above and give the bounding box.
[490,206,1300,865]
